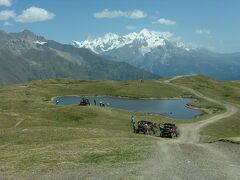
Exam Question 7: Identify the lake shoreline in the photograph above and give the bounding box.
[50,94,186,102]
[50,95,203,119]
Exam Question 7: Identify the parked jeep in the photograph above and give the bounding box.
[159,123,179,138]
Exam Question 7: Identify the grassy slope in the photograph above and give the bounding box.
[0,79,195,173]
[173,76,240,142]
[0,77,236,173]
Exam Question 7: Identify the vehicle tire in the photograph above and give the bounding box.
[173,133,177,138]
[149,130,153,135]
[136,129,139,134]
[176,133,178,137]
[153,129,156,135]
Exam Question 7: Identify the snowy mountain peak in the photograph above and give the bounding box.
[73,29,178,55]
[103,33,119,39]
[139,28,152,37]
[72,29,197,57]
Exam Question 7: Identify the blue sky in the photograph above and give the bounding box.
[0,0,239,53]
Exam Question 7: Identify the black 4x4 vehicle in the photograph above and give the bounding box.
[159,123,179,138]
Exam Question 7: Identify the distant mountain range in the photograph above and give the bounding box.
[0,30,159,85]
[74,29,240,80]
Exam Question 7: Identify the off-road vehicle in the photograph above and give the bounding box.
[159,123,179,138]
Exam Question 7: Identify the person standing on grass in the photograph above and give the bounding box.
[131,115,136,133]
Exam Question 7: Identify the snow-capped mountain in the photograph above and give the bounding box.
[74,29,240,80]
[73,29,190,55]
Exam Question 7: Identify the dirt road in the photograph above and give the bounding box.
[132,76,240,180]
[95,75,240,180]
[164,75,238,144]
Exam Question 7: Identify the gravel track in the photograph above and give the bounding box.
[125,76,240,180]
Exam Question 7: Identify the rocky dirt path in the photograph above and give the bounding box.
[164,75,238,144]
[133,75,240,180]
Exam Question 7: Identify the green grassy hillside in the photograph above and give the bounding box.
[0,79,190,173]
[0,77,237,173]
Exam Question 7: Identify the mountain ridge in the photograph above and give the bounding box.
[74,29,240,80]
[73,29,188,55]
[0,30,159,85]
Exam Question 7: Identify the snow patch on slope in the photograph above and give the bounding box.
[34,41,47,45]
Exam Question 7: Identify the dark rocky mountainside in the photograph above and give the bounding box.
[0,30,159,85]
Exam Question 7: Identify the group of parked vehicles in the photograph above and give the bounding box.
[79,97,106,106]
[78,98,179,138]
[79,97,90,106]
[134,120,179,138]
